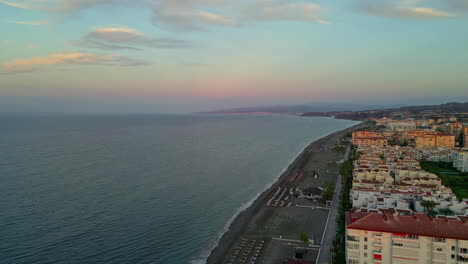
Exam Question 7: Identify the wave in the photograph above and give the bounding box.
[187,144,308,264]
[188,122,359,264]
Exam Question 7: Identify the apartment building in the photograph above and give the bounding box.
[415,133,455,149]
[354,137,389,147]
[353,131,384,139]
[452,149,468,173]
[387,121,417,132]
[345,211,468,264]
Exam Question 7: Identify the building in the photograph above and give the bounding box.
[464,127,468,148]
[417,147,453,162]
[453,149,468,173]
[351,188,467,215]
[373,117,395,126]
[353,137,388,147]
[345,211,468,264]
[353,131,384,140]
[415,132,455,148]
[352,131,389,146]
[387,121,417,132]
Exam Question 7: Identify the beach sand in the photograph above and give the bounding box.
[206,121,365,264]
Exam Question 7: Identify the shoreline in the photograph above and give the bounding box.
[205,121,365,264]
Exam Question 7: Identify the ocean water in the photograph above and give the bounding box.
[0,114,358,264]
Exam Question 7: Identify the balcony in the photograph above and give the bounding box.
[347,235,360,242]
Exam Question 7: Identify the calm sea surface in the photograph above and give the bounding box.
[0,114,358,264]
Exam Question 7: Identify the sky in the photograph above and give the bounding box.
[0,0,468,113]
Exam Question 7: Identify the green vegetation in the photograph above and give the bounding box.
[332,145,346,153]
[300,232,309,246]
[420,161,468,199]
[438,208,455,216]
[322,181,335,201]
[331,152,355,264]
[420,200,439,216]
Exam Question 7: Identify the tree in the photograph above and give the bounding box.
[322,181,335,201]
[420,200,439,215]
[300,232,309,246]
[438,208,455,216]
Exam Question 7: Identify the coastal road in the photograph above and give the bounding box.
[316,144,349,263]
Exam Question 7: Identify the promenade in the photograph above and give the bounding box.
[316,144,351,263]
[207,123,365,264]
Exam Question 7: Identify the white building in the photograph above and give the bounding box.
[345,211,468,264]
[415,197,468,216]
[387,121,417,132]
[453,150,468,173]
[351,188,411,211]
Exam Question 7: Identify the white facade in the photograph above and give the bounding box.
[453,150,468,173]
[387,122,417,132]
[346,228,468,264]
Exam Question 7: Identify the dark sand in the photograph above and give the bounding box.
[206,122,365,264]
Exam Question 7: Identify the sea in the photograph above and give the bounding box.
[0,114,359,264]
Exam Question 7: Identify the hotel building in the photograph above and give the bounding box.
[345,211,468,264]
[452,149,468,173]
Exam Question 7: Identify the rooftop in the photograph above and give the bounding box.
[346,212,468,240]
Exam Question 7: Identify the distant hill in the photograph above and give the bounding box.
[201,102,406,114]
[302,102,468,120]
[391,102,468,114]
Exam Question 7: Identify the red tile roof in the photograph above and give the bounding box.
[346,212,468,240]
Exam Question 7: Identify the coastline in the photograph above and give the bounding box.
[205,121,365,264]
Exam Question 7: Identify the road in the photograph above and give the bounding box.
[316,144,350,263]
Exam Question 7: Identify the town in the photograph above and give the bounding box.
[337,114,468,264]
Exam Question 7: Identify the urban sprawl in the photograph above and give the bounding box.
[343,115,468,264]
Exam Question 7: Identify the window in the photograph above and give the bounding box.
[347,235,360,242]
[349,259,359,264]
[460,248,468,254]
[452,246,456,251]
[393,242,403,247]
[407,235,419,240]
[364,245,368,250]
[364,253,367,257]
[348,243,360,250]
[452,254,455,259]
[434,237,445,243]
[437,247,443,252]
[364,237,368,242]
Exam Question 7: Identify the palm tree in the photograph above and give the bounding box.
[420,200,439,215]
[300,232,309,246]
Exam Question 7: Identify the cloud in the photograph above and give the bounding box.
[2,51,148,72]
[244,0,328,24]
[0,0,328,31]
[152,0,235,30]
[3,40,11,45]
[152,0,327,30]
[0,0,32,9]
[70,27,193,49]
[0,0,122,12]
[443,0,468,11]
[7,20,50,26]
[357,0,455,19]
[152,10,235,30]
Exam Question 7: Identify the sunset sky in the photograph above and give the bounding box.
[1,0,468,113]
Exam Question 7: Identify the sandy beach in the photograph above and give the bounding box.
[206,121,366,264]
